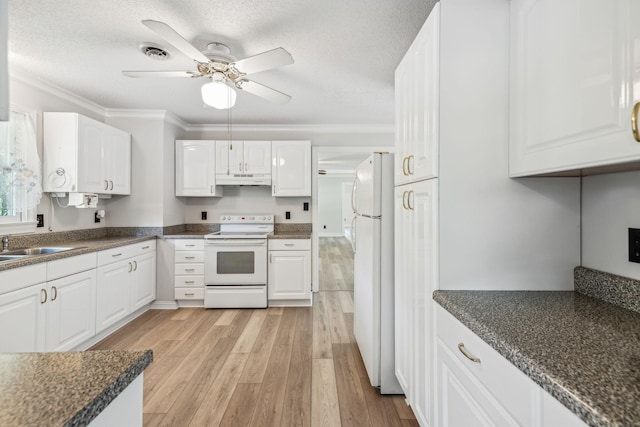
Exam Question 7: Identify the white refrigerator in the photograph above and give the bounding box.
[352,152,401,394]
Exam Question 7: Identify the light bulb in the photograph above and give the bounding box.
[201,81,237,109]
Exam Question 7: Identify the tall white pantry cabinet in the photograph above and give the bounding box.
[393,1,580,426]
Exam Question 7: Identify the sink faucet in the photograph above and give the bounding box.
[2,236,8,252]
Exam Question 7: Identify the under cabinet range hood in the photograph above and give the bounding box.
[215,174,271,186]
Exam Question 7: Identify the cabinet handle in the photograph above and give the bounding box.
[185,256,195,260]
[51,286,58,301]
[239,162,242,172]
[109,180,114,190]
[408,190,415,211]
[284,243,294,247]
[211,185,214,194]
[402,191,409,210]
[142,246,150,250]
[269,254,273,263]
[402,157,409,176]
[128,262,133,273]
[407,155,414,175]
[273,185,277,194]
[184,292,195,297]
[245,162,248,171]
[133,260,138,271]
[112,253,123,258]
[185,268,195,272]
[185,244,195,247]
[458,343,481,363]
[633,102,640,142]
[184,280,195,284]
[104,180,109,190]
[41,288,47,304]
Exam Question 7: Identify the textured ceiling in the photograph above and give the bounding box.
[8,0,434,125]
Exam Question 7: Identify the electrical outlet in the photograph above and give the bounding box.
[629,228,640,263]
[303,202,309,211]
[36,214,44,228]
[285,211,291,220]
[201,211,207,220]
[323,225,327,229]
[94,212,101,223]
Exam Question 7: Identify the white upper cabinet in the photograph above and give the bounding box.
[215,140,271,179]
[271,140,311,197]
[394,10,439,186]
[175,140,222,197]
[509,0,640,176]
[43,112,131,194]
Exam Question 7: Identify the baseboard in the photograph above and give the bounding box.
[177,300,205,308]
[150,300,179,310]
[318,233,344,237]
[268,298,313,307]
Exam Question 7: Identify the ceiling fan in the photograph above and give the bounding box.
[123,20,294,109]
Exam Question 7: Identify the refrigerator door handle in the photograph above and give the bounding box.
[351,178,358,213]
[350,215,357,253]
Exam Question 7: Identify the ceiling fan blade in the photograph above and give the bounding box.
[141,20,210,63]
[233,48,294,75]
[122,70,199,78]
[238,79,292,104]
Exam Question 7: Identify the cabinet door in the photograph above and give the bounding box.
[394,185,413,400]
[394,6,439,186]
[216,140,243,175]
[272,141,311,196]
[437,340,519,427]
[176,140,218,196]
[510,0,640,176]
[77,117,105,193]
[46,270,96,352]
[0,284,46,352]
[96,260,131,333]
[268,250,311,300]
[104,127,131,195]
[411,179,438,427]
[244,140,271,174]
[130,252,156,311]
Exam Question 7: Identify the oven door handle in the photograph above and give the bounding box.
[205,240,267,246]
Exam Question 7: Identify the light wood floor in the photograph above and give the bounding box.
[90,237,416,426]
[319,237,354,291]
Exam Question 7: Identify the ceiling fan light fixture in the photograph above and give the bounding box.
[201,80,237,109]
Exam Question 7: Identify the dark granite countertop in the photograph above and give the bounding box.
[433,290,640,427]
[0,349,152,426]
[0,236,156,272]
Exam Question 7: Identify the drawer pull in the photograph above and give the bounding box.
[185,268,195,272]
[184,292,195,296]
[284,243,294,247]
[142,245,150,250]
[185,244,195,247]
[185,256,196,259]
[184,280,195,284]
[458,343,481,363]
[112,253,123,258]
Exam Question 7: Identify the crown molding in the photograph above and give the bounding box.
[183,123,394,134]
[104,109,188,128]
[10,72,106,117]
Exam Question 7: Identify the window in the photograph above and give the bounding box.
[0,109,42,233]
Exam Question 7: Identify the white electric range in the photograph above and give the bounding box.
[203,214,274,308]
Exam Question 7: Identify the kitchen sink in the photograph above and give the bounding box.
[0,255,26,262]
[3,247,77,256]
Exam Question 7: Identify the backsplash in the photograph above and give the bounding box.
[574,266,640,314]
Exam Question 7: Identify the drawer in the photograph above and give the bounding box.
[175,239,204,251]
[268,239,311,251]
[47,252,97,281]
[132,240,156,256]
[175,287,204,300]
[0,263,47,295]
[175,264,204,275]
[175,276,204,287]
[436,304,535,426]
[97,245,136,266]
[175,251,204,263]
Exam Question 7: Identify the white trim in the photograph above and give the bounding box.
[9,72,105,117]
[150,300,179,310]
[104,109,188,129]
[184,123,394,134]
[267,298,312,307]
[319,232,344,237]
[0,221,37,234]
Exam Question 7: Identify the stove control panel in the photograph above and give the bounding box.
[219,214,274,224]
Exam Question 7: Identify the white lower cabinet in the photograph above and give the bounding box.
[174,239,204,304]
[97,242,157,333]
[267,239,311,304]
[46,269,97,352]
[394,179,438,426]
[435,304,587,427]
[0,283,47,352]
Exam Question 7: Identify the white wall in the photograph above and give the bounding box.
[183,186,310,224]
[318,175,354,235]
[581,170,640,280]
[163,120,185,226]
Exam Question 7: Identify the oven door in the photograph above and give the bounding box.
[204,239,267,285]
